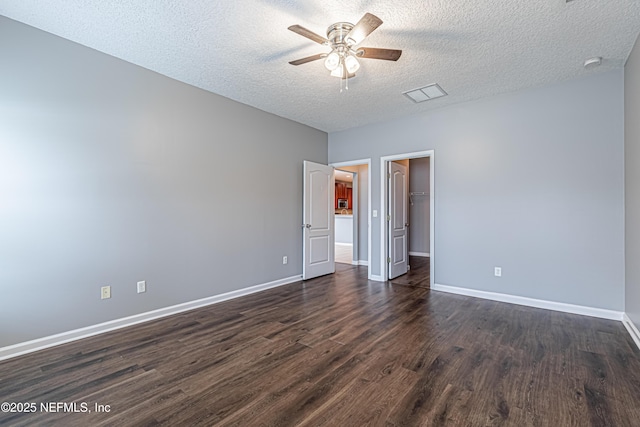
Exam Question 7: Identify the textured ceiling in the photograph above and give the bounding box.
[1,1,639,132]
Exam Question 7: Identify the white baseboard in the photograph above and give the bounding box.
[623,313,640,351]
[370,274,385,282]
[352,260,368,266]
[335,242,353,246]
[409,252,430,257]
[0,274,302,362]
[432,283,623,321]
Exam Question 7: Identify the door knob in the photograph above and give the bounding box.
[405,223,410,227]
[306,224,312,228]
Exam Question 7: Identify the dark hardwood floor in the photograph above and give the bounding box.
[391,256,431,288]
[1,263,640,426]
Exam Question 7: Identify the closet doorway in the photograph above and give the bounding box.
[380,151,434,286]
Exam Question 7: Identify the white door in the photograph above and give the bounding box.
[303,161,335,280]
[388,161,408,279]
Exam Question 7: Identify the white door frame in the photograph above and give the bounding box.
[330,158,372,280]
[380,150,434,285]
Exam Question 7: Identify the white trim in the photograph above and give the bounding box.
[380,151,434,286]
[335,242,353,247]
[330,158,372,280]
[623,313,640,350]
[409,251,430,257]
[432,283,623,321]
[352,260,369,266]
[370,274,385,282]
[0,274,302,361]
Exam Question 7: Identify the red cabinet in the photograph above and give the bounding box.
[335,182,347,208]
[335,182,353,209]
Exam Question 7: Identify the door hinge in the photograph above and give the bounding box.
[387,172,391,179]
[387,215,391,221]
[387,257,391,263]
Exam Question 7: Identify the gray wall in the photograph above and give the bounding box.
[409,157,430,255]
[329,70,625,311]
[0,17,327,347]
[338,164,368,262]
[625,34,640,328]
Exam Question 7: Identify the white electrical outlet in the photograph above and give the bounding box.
[283,256,288,265]
[494,267,502,277]
[373,210,378,217]
[101,286,111,299]
[137,280,146,293]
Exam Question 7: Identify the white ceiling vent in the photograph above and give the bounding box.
[403,84,447,103]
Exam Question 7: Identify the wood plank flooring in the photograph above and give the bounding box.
[335,244,353,265]
[391,256,431,288]
[1,263,640,426]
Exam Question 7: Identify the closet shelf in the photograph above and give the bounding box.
[409,191,429,206]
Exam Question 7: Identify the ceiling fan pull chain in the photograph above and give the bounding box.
[342,64,349,90]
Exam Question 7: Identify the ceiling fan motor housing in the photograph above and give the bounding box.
[327,22,355,50]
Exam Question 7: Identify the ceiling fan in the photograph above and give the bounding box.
[288,13,402,80]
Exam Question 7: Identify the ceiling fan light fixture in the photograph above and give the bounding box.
[324,51,340,71]
[330,63,345,78]
[344,54,360,73]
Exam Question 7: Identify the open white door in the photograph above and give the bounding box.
[388,161,408,279]
[303,161,335,280]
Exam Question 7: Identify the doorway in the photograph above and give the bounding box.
[331,159,372,279]
[380,151,434,286]
[334,168,356,265]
